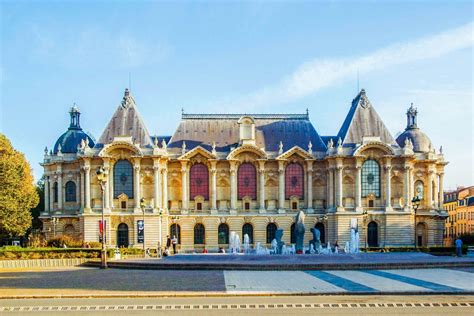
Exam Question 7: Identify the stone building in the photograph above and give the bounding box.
[444,186,474,245]
[40,89,448,251]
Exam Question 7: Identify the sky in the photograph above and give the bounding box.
[0,1,473,190]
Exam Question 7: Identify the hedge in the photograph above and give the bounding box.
[0,246,145,260]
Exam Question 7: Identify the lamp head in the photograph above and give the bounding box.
[96,167,106,183]
[140,198,146,209]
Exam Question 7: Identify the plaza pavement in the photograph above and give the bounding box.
[0,267,473,298]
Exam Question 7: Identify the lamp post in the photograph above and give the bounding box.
[362,210,368,252]
[96,167,107,269]
[412,195,421,250]
[140,198,146,258]
[157,209,163,259]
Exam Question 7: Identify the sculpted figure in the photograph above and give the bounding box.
[309,227,321,254]
[295,211,306,254]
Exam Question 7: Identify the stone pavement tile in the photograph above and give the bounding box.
[224,271,344,293]
[327,270,430,292]
[364,270,459,292]
[305,271,376,292]
[382,269,474,291]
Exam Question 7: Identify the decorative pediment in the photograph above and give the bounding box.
[276,146,313,160]
[227,144,267,160]
[98,138,142,157]
[353,141,395,156]
[178,146,216,160]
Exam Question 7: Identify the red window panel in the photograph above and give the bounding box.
[285,163,304,199]
[238,163,256,199]
[190,163,209,200]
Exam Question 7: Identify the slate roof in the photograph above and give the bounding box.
[96,89,152,148]
[167,113,326,153]
[53,106,95,154]
[337,89,397,147]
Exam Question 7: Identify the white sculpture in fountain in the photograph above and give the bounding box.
[229,231,241,254]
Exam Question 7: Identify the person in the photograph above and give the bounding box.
[333,240,339,253]
[145,248,151,258]
[455,237,463,257]
[203,248,208,254]
[172,235,178,254]
[156,242,162,259]
[165,235,171,255]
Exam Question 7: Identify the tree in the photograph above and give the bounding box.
[0,133,39,238]
[30,178,45,230]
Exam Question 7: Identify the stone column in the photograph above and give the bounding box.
[103,160,110,211]
[258,161,266,212]
[180,160,188,210]
[355,161,362,210]
[84,162,91,211]
[210,161,217,210]
[80,170,84,211]
[427,169,434,209]
[328,167,334,209]
[385,162,392,209]
[230,161,237,210]
[134,159,141,210]
[153,160,161,210]
[278,160,285,210]
[44,175,50,213]
[335,159,343,210]
[404,165,411,208]
[306,160,314,211]
[57,165,63,211]
[439,172,444,208]
[433,173,439,208]
[162,167,168,210]
[108,160,114,210]
[49,177,55,211]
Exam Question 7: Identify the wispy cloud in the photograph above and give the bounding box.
[230,22,473,110]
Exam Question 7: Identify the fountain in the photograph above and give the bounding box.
[229,231,241,254]
[243,234,251,254]
[348,218,360,254]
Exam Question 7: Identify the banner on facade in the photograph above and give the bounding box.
[137,220,144,243]
[99,220,107,243]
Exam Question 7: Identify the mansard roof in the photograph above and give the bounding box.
[337,89,397,147]
[167,113,326,153]
[96,89,152,148]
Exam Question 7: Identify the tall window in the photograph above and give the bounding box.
[65,181,76,202]
[194,223,205,244]
[114,160,134,198]
[362,160,380,197]
[218,223,229,244]
[266,223,277,244]
[170,224,181,244]
[285,163,304,199]
[242,223,254,244]
[53,182,58,203]
[238,163,256,199]
[190,163,209,200]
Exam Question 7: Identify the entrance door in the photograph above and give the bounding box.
[117,223,129,248]
[367,221,378,247]
[416,223,427,247]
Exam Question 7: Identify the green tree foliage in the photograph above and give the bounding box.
[30,178,45,230]
[0,133,39,237]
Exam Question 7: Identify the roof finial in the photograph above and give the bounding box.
[211,141,217,155]
[306,108,309,117]
[181,108,184,116]
[278,141,283,154]
[406,103,418,129]
[44,146,48,155]
[181,141,187,154]
[308,141,312,155]
[161,139,167,149]
[153,137,158,148]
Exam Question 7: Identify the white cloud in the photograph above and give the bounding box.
[231,21,474,110]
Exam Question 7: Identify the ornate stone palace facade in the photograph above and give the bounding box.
[40,89,448,251]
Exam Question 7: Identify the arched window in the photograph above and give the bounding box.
[170,224,181,244]
[218,223,229,244]
[242,223,254,244]
[117,223,129,248]
[266,223,277,244]
[114,160,134,198]
[362,160,380,197]
[290,223,296,244]
[367,221,378,247]
[238,163,256,199]
[315,222,326,244]
[194,223,205,245]
[190,163,209,200]
[65,181,76,202]
[63,224,76,237]
[53,182,58,203]
[285,163,304,199]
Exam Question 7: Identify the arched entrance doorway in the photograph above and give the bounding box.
[416,222,427,247]
[314,222,326,244]
[367,221,378,247]
[117,223,129,248]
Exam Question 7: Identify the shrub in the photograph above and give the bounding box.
[88,242,102,248]
[47,236,83,248]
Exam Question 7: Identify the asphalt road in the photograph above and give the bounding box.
[1,295,473,315]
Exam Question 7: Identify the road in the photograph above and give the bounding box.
[1,295,473,315]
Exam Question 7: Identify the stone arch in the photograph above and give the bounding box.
[416,222,428,247]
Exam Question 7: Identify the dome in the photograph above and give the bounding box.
[53,105,95,154]
[396,128,433,153]
[53,129,95,154]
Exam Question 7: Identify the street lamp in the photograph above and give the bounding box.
[140,198,146,258]
[157,209,163,259]
[412,195,421,250]
[96,167,107,269]
[362,210,368,252]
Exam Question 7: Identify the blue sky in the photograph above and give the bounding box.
[1,1,472,189]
